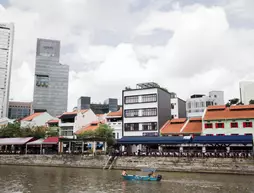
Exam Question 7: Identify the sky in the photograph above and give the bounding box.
[1,0,254,111]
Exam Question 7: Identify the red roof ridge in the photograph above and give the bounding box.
[22,112,44,121]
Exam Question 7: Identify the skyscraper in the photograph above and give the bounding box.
[0,23,14,118]
[33,38,69,117]
[240,81,254,105]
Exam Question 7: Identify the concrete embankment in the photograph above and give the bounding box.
[0,155,254,175]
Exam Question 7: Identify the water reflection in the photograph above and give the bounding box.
[0,165,253,193]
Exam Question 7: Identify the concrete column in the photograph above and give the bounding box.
[93,141,96,156]
[40,144,43,154]
[25,144,27,154]
[226,146,230,153]
[68,141,71,153]
[81,142,84,153]
[202,146,206,153]
[179,146,183,153]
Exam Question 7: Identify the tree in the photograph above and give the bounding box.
[77,124,115,146]
[226,98,243,107]
[249,100,254,104]
[0,122,22,138]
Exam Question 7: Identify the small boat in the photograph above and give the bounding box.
[121,168,162,181]
[122,174,162,181]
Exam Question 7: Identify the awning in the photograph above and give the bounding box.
[87,143,103,148]
[26,139,44,145]
[191,135,253,144]
[0,137,34,145]
[117,136,191,145]
[43,137,59,144]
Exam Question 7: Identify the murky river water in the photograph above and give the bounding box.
[0,165,253,193]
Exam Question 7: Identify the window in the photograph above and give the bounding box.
[231,134,238,136]
[187,102,191,109]
[125,109,139,117]
[206,134,213,136]
[171,103,174,109]
[113,133,116,138]
[231,122,238,128]
[243,122,253,128]
[142,122,157,131]
[141,94,157,103]
[216,134,225,136]
[216,123,224,128]
[36,75,49,87]
[117,133,119,139]
[124,123,139,131]
[125,96,139,104]
[142,108,157,117]
[206,101,213,107]
[204,123,213,129]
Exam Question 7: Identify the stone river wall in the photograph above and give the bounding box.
[0,155,254,175]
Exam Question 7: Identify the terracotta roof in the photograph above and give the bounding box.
[182,118,202,134]
[160,119,186,134]
[207,105,226,110]
[75,122,101,135]
[22,113,43,121]
[107,108,122,117]
[47,119,59,124]
[229,105,254,110]
[61,109,89,116]
[170,118,187,123]
[204,105,254,120]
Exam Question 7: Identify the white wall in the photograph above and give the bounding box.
[21,112,54,128]
[240,81,254,104]
[202,119,254,135]
[209,91,224,105]
[73,109,98,133]
[108,122,122,139]
[171,98,178,118]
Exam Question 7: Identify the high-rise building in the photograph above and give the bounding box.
[0,23,14,118]
[240,81,254,105]
[33,38,69,117]
[77,96,119,114]
[8,101,32,119]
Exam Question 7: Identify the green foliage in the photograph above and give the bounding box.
[77,124,115,146]
[46,127,59,137]
[0,123,58,139]
[249,100,254,104]
[226,98,243,107]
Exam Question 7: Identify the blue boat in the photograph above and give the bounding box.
[122,168,162,181]
[122,174,162,181]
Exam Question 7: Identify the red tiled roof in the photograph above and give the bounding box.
[170,118,187,123]
[43,137,59,144]
[22,113,43,121]
[47,119,59,124]
[107,108,122,117]
[207,105,226,110]
[182,118,202,134]
[75,122,101,134]
[61,109,89,116]
[204,105,254,120]
[160,119,186,134]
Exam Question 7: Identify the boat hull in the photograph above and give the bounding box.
[122,175,162,181]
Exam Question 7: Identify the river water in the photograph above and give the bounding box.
[0,165,253,193]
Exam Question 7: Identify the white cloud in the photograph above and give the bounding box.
[1,0,254,112]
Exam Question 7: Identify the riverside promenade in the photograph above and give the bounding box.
[0,154,254,175]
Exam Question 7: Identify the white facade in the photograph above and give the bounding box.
[59,109,98,138]
[73,109,98,133]
[171,98,186,119]
[0,23,14,118]
[240,81,254,105]
[21,112,54,128]
[107,121,122,139]
[123,88,159,137]
[186,91,224,118]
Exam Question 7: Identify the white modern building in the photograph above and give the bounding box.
[20,112,54,128]
[240,81,254,105]
[106,108,122,139]
[171,96,186,119]
[122,82,172,137]
[58,109,98,138]
[186,91,224,118]
[0,23,14,118]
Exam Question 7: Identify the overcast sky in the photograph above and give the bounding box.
[1,0,254,110]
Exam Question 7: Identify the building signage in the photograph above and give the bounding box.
[142,132,158,137]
